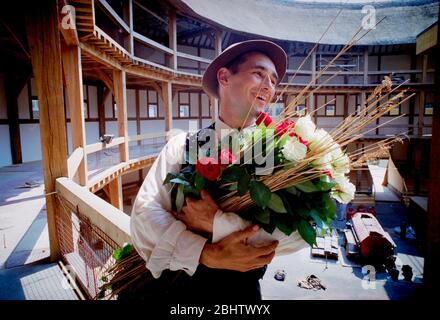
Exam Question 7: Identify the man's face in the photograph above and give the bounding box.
[221,52,278,119]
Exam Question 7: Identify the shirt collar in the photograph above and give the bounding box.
[215,117,256,141]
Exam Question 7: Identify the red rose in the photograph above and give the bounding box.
[323,169,333,179]
[298,136,309,146]
[256,112,273,127]
[196,157,222,181]
[275,120,295,138]
[219,149,236,166]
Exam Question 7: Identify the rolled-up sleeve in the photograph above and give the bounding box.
[130,133,207,278]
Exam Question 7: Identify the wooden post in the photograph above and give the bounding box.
[113,70,129,162]
[61,44,88,186]
[418,91,425,137]
[168,10,177,70]
[363,47,369,85]
[5,70,29,164]
[98,86,109,137]
[123,0,134,55]
[422,54,428,83]
[107,177,123,211]
[26,0,68,261]
[311,50,316,85]
[162,81,173,139]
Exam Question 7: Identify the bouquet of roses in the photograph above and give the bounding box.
[97,76,410,299]
[165,110,355,247]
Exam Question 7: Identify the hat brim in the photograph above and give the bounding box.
[202,40,287,99]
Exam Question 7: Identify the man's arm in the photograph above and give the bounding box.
[131,133,207,278]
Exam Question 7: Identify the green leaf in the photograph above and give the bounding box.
[250,180,272,208]
[101,276,108,283]
[221,166,245,182]
[163,173,177,185]
[112,244,134,261]
[298,220,317,246]
[237,173,251,196]
[268,193,287,213]
[310,209,327,230]
[297,207,310,219]
[274,216,294,236]
[194,172,205,192]
[254,207,270,224]
[315,180,337,192]
[176,184,185,213]
[170,177,190,186]
[284,185,300,196]
[295,181,318,193]
[322,193,337,220]
[226,183,238,191]
[262,223,276,234]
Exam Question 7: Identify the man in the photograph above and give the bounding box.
[130,40,287,301]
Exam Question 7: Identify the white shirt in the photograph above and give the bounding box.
[130,118,308,279]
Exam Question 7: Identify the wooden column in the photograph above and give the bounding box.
[26,0,68,261]
[135,89,141,146]
[97,86,109,137]
[363,47,369,85]
[5,71,29,164]
[418,91,425,137]
[61,44,87,186]
[311,50,316,85]
[107,177,123,211]
[162,81,173,139]
[422,54,428,83]
[168,10,177,70]
[123,0,134,55]
[113,70,129,162]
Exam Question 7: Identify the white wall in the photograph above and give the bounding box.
[20,123,42,162]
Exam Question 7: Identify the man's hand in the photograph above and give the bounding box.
[200,225,278,272]
[173,190,218,234]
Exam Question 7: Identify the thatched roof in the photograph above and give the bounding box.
[170,0,439,45]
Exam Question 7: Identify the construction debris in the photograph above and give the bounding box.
[297,275,326,291]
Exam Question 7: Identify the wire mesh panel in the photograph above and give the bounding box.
[55,195,119,299]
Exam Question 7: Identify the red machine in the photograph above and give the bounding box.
[344,212,396,263]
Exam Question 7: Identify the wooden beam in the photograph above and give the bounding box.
[168,9,177,70]
[94,68,114,95]
[108,177,123,210]
[59,0,79,46]
[56,177,131,247]
[113,70,129,162]
[61,44,87,186]
[26,0,68,261]
[161,81,173,138]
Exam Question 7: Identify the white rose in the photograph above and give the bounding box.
[282,137,308,162]
[331,175,356,204]
[309,128,333,151]
[294,115,316,141]
[332,153,350,176]
[312,152,332,167]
